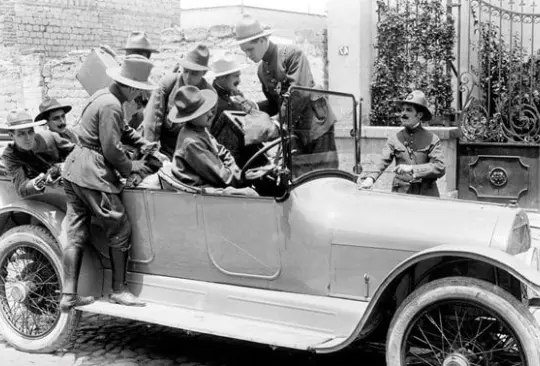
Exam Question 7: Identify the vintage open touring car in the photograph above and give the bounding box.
[1,88,540,365]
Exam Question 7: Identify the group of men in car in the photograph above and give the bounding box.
[0,14,446,311]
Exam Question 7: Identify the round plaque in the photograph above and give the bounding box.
[489,167,508,188]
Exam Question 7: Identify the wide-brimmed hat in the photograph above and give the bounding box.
[235,14,272,45]
[393,90,433,121]
[34,98,72,122]
[178,44,210,72]
[167,86,217,124]
[209,51,249,78]
[106,54,157,90]
[119,31,159,54]
[0,109,46,132]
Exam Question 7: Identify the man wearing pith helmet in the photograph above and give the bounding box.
[359,90,446,197]
[60,55,160,311]
[234,14,338,176]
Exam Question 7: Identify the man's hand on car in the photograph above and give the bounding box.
[358,176,375,190]
[131,160,153,176]
[394,164,413,175]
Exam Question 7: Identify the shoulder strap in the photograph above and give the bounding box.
[72,89,110,128]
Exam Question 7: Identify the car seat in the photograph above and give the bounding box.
[157,164,202,194]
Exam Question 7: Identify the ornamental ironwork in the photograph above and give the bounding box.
[489,167,509,187]
[456,0,540,143]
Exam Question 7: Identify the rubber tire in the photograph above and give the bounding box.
[0,225,81,353]
[386,276,540,366]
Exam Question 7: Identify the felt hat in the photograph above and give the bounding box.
[0,109,46,132]
[34,98,72,122]
[178,44,211,72]
[106,54,157,90]
[209,51,249,78]
[393,90,433,121]
[119,31,159,54]
[168,86,217,124]
[235,14,272,45]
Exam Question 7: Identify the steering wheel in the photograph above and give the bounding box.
[241,137,284,181]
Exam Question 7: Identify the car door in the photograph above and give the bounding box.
[200,193,283,280]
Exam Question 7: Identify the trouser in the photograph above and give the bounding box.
[291,126,339,178]
[63,180,132,294]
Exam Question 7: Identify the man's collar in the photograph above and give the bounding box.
[109,83,128,104]
[404,123,423,134]
[262,41,277,64]
[212,80,231,97]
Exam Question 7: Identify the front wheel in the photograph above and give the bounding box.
[386,277,540,366]
[0,225,80,353]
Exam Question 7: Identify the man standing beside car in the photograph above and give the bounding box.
[234,14,338,176]
[34,98,79,143]
[59,55,159,311]
[0,109,75,198]
[359,90,446,197]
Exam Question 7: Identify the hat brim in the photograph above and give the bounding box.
[106,68,157,91]
[177,59,210,72]
[167,90,218,124]
[208,64,250,78]
[0,120,47,133]
[236,30,272,45]
[392,100,433,122]
[119,47,160,54]
[34,105,72,122]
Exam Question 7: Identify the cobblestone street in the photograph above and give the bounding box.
[0,313,386,366]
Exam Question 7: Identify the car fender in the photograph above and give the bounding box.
[313,244,540,353]
[0,200,67,247]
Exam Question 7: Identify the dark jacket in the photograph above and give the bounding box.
[2,130,74,197]
[368,125,446,197]
[62,84,150,194]
[212,80,245,123]
[56,128,79,144]
[172,123,243,188]
[143,73,216,159]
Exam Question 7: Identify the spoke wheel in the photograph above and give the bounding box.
[0,225,80,353]
[386,277,540,366]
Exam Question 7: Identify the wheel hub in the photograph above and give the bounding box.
[9,281,36,303]
[443,353,470,366]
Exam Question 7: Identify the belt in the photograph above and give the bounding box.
[79,142,103,154]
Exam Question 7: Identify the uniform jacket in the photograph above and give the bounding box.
[143,73,216,159]
[62,84,150,194]
[368,125,446,197]
[172,123,243,188]
[2,130,74,197]
[257,41,334,145]
[212,80,244,123]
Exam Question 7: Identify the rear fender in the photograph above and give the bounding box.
[313,245,540,353]
[0,200,104,298]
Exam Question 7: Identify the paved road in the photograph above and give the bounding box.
[0,313,386,366]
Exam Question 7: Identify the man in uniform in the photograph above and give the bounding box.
[359,90,446,197]
[1,109,74,198]
[59,55,158,311]
[34,98,78,143]
[143,43,216,159]
[234,14,338,177]
[119,31,160,131]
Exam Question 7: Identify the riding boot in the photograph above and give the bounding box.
[59,246,95,311]
[108,247,146,307]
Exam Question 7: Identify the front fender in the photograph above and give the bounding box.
[313,244,540,353]
[0,200,67,248]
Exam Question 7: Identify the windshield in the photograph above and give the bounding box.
[284,87,359,181]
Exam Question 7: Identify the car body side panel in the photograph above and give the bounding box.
[312,245,540,353]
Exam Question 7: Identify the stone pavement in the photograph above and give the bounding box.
[0,313,386,366]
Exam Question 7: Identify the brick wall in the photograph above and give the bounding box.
[1,0,180,58]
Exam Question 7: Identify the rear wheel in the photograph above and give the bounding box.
[386,277,540,366]
[0,225,80,353]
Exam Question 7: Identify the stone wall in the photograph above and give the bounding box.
[0,0,180,58]
[0,25,325,123]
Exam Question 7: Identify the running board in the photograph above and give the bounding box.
[78,299,335,350]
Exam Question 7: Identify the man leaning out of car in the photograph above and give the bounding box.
[0,109,74,198]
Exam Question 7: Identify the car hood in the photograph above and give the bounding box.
[291,177,521,253]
